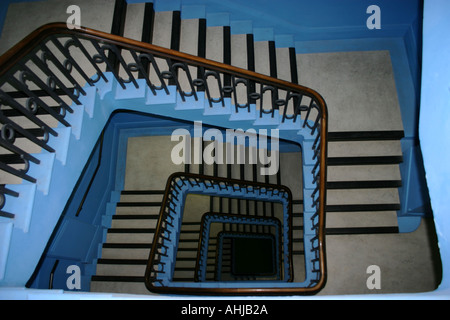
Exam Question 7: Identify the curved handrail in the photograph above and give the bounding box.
[0,23,328,294]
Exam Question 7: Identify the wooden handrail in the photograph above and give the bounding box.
[0,23,328,294]
[0,23,327,104]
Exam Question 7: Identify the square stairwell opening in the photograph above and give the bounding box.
[230,234,276,277]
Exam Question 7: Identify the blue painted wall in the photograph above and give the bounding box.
[27,113,120,291]
[154,0,419,35]
[419,0,450,295]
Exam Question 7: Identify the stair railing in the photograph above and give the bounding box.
[0,23,327,293]
[145,172,294,294]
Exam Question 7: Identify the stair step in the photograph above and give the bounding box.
[326,210,398,229]
[327,156,403,166]
[174,267,195,272]
[96,259,147,277]
[111,216,158,229]
[327,164,401,182]
[176,247,197,252]
[180,229,200,234]
[114,206,161,215]
[100,247,151,260]
[326,204,401,212]
[328,140,402,159]
[105,229,155,244]
[326,226,399,235]
[119,193,164,203]
[327,180,402,189]
[328,130,404,142]
[327,188,399,208]
[89,277,151,295]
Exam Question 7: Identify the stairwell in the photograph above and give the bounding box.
[0,0,442,298]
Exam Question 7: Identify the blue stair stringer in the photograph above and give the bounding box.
[0,70,321,293]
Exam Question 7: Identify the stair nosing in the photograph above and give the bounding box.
[327,156,403,166]
[326,180,402,189]
[328,130,405,142]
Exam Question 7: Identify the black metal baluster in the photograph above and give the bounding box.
[108,0,127,73]
[204,70,225,108]
[18,64,74,113]
[129,51,155,95]
[222,26,231,98]
[0,185,19,218]
[196,18,207,92]
[30,54,82,105]
[139,53,170,95]
[39,44,86,96]
[139,2,155,79]
[49,36,95,87]
[0,88,62,134]
[64,36,108,84]
[168,11,181,87]
[0,110,55,152]
[90,41,126,89]
[5,78,70,128]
